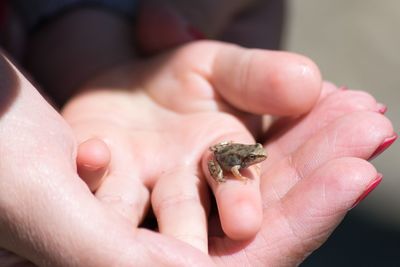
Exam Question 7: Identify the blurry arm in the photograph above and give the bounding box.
[25,8,136,105]
[219,0,285,50]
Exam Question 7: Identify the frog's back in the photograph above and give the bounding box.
[214,144,247,170]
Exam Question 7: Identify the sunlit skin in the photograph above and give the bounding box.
[63,41,322,247]
[64,41,394,261]
[0,42,394,266]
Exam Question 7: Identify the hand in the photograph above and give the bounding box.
[0,53,213,267]
[62,40,321,253]
[209,83,395,266]
[64,41,394,265]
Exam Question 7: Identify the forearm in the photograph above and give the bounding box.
[25,8,136,106]
[219,0,285,50]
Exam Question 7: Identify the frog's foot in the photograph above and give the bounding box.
[231,165,248,183]
[208,159,225,183]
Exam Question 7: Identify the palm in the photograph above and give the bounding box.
[63,44,265,248]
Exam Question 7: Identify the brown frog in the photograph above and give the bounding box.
[208,141,267,183]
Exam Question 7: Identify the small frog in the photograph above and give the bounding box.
[208,141,267,183]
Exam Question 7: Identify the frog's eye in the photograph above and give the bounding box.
[247,154,256,160]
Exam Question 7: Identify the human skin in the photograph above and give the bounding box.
[61,41,394,265]
[7,5,395,266]
[23,1,284,105]
[0,53,214,267]
[62,40,322,247]
[23,7,295,244]
[0,42,395,266]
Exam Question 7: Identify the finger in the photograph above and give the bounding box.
[76,137,111,191]
[95,170,149,226]
[202,134,263,240]
[209,42,322,115]
[263,111,395,204]
[96,175,149,227]
[0,55,213,267]
[261,81,339,139]
[269,158,381,264]
[4,171,212,266]
[95,148,150,226]
[144,41,321,116]
[265,85,383,160]
[151,167,209,253]
[211,158,380,266]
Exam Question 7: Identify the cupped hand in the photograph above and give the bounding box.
[63,41,321,253]
[0,54,213,267]
[2,38,393,266]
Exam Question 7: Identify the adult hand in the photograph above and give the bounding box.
[4,37,393,266]
[209,82,395,265]
[0,53,213,267]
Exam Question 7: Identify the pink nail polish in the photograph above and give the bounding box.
[369,134,398,160]
[351,173,383,209]
[187,25,206,40]
[376,103,387,114]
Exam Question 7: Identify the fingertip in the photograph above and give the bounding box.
[217,185,263,240]
[202,138,264,240]
[268,53,322,115]
[211,46,322,115]
[77,138,111,169]
[77,138,111,191]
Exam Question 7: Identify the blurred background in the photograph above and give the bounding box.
[284,0,400,266]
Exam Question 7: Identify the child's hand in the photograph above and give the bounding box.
[0,53,213,267]
[67,41,395,265]
[63,41,322,252]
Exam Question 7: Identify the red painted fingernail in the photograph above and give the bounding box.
[376,103,387,114]
[187,25,206,40]
[369,133,398,160]
[351,173,383,209]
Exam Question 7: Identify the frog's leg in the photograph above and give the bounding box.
[208,159,225,183]
[231,165,247,182]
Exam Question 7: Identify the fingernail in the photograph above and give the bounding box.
[376,103,387,114]
[187,25,206,40]
[81,164,104,171]
[369,133,398,160]
[339,86,348,91]
[351,173,383,209]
